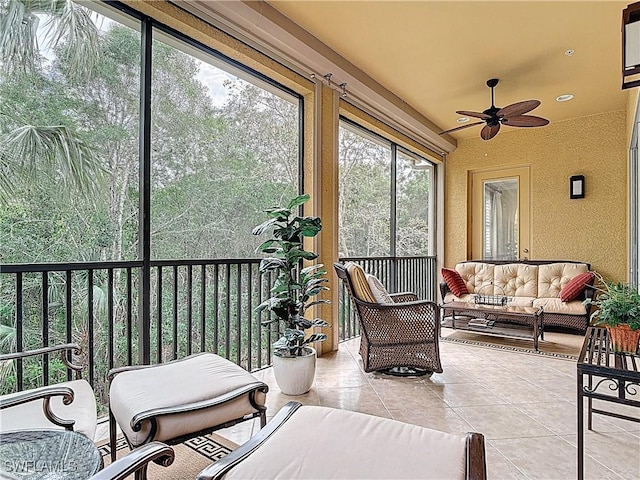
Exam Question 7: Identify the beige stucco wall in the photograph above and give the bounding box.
[445,110,627,282]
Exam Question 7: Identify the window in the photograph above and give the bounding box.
[338,119,435,259]
[149,29,300,260]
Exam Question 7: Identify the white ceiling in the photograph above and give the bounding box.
[268,1,630,141]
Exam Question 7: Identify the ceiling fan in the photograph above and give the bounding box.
[440,78,549,140]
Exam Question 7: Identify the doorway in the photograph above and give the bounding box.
[469,166,531,260]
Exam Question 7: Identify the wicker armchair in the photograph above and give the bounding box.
[334,262,443,376]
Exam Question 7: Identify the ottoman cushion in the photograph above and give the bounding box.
[109,353,266,447]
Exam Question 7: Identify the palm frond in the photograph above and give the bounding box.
[45,0,99,79]
[0,122,106,200]
[0,0,40,74]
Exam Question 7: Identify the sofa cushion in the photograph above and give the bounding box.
[537,263,589,298]
[443,292,474,303]
[455,262,494,294]
[533,298,587,315]
[505,296,536,308]
[494,264,538,297]
[560,271,595,302]
[366,274,393,304]
[442,268,469,297]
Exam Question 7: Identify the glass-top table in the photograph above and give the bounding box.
[0,429,103,479]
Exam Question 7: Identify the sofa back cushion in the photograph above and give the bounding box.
[537,263,589,298]
[455,262,494,294]
[494,264,538,297]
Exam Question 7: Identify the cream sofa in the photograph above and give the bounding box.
[440,260,595,333]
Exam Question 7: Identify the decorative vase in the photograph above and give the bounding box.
[272,347,316,395]
[606,324,640,354]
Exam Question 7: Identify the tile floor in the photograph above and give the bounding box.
[217,337,640,480]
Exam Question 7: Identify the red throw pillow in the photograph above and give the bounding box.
[442,268,469,297]
[560,272,595,302]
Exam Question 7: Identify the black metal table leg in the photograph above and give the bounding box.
[577,370,584,480]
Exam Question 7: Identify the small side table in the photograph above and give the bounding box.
[0,429,103,479]
[576,327,640,479]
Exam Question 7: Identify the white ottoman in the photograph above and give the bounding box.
[108,353,268,460]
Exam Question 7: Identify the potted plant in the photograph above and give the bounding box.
[252,193,330,395]
[586,273,640,354]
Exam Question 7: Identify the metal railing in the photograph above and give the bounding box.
[1,255,436,405]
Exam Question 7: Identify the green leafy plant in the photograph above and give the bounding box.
[586,273,640,330]
[253,194,330,357]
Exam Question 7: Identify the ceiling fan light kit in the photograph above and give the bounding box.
[440,78,550,140]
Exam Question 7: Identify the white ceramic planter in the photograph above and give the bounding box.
[272,347,316,395]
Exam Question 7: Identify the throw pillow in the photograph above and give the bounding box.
[560,271,595,302]
[442,268,469,297]
[345,262,377,303]
[366,274,394,304]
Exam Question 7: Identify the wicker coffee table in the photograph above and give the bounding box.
[441,301,544,350]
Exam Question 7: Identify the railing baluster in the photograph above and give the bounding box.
[42,271,49,385]
[16,272,23,391]
[225,264,231,360]
[108,269,114,371]
[88,269,94,388]
[172,265,178,360]
[213,264,219,354]
[236,263,242,367]
[246,263,252,371]
[187,265,193,357]
[156,267,162,364]
[201,264,206,353]
[65,271,72,381]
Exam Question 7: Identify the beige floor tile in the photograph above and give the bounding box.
[561,431,640,480]
[387,407,476,435]
[484,380,571,404]
[490,436,623,479]
[453,404,554,439]
[485,443,529,479]
[426,365,474,384]
[316,386,391,418]
[430,382,509,408]
[515,401,625,436]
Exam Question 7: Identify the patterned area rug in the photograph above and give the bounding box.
[440,328,584,360]
[97,433,238,479]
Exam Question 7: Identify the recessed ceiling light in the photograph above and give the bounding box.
[565,49,575,56]
[456,117,469,123]
[556,94,574,102]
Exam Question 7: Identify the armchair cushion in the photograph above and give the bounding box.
[0,379,97,439]
[345,262,376,303]
[365,274,393,304]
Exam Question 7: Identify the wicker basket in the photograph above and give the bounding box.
[606,324,640,354]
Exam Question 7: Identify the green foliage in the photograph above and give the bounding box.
[253,194,330,357]
[587,274,640,330]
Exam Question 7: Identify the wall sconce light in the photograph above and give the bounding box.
[570,175,585,199]
[622,2,640,89]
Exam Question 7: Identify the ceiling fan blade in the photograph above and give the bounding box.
[439,121,484,135]
[501,115,550,127]
[496,100,541,118]
[456,110,491,120]
[480,123,500,140]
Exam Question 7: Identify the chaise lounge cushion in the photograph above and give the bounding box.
[217,405,471,480]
